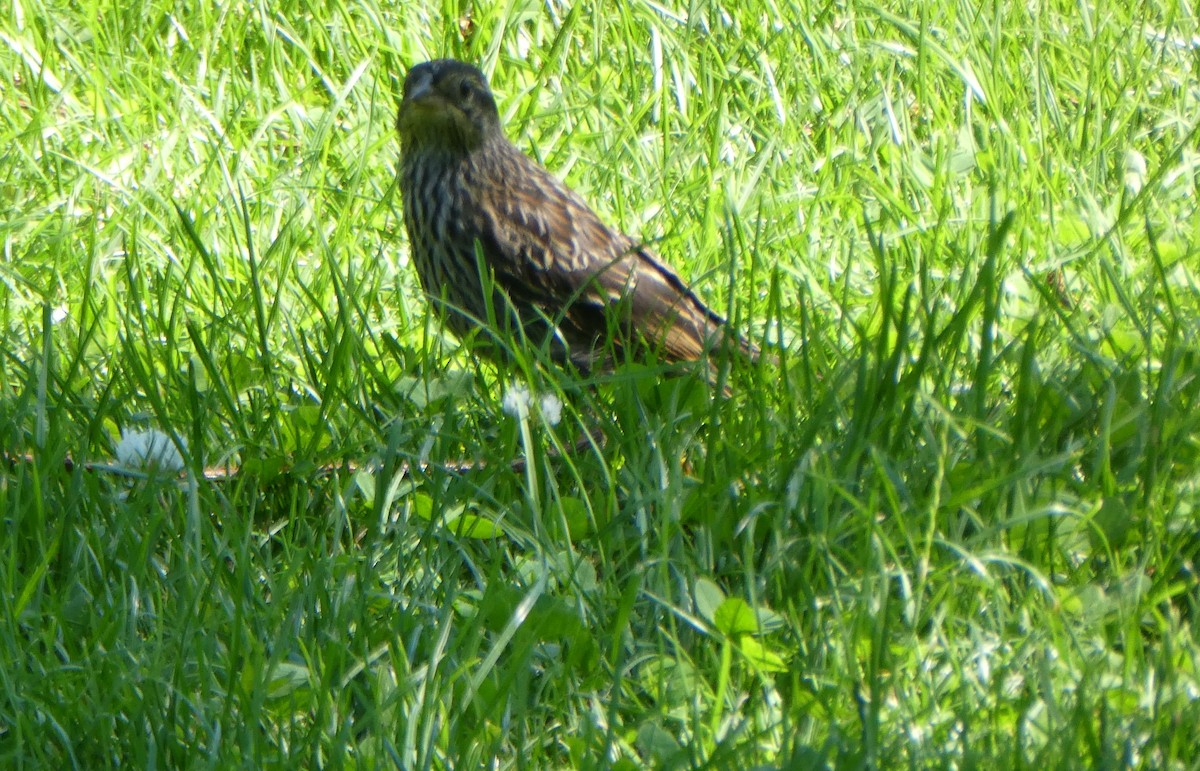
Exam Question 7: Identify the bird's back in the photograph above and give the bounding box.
[455,137,756,369]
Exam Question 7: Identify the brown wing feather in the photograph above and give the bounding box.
[469,141,745,363]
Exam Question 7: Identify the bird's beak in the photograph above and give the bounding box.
[404,70,435,105]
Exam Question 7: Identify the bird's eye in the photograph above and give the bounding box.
[458,79,473,99]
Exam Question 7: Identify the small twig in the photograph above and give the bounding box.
[2,428,606,483]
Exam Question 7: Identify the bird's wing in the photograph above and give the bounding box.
[473,149,733,362]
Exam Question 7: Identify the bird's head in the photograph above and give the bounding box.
[396,59,502,152]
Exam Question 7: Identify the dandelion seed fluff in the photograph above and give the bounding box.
[538,393,562,426]
[502,384,532,419]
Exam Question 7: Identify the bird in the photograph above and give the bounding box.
[395,58,759,381]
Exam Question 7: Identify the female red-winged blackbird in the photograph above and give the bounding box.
[396,59,758,376]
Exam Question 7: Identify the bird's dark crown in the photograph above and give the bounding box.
[396,59,502,150]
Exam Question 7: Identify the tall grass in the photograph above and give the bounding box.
[3,0,1199,766]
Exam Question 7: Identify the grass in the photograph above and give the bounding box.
[3,0,1200,767]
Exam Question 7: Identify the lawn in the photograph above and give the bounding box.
[3,0,1199,767]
